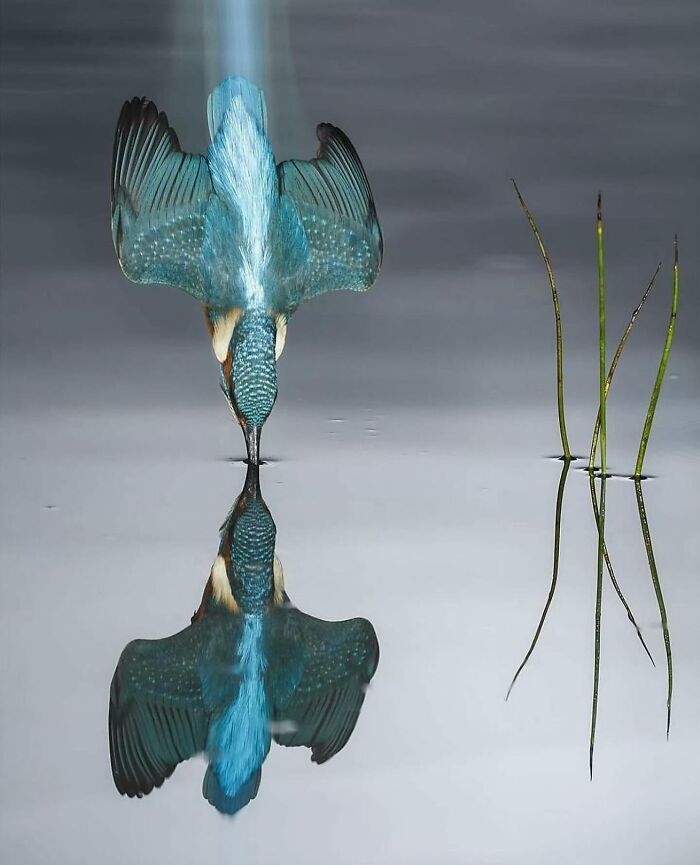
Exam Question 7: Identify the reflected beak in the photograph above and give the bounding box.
[242,461,260,498]
[244,425,261,465]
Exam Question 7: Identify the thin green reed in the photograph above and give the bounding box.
[634,238,679,738]
[505,457,572,701]
[589,263,661,468]
[588,262,662,667]
[588,480,654,665]
[634,239,679,479]
[507,179,573,700]
[589,195,606,778]
[513,180,571,460]
[635,480,672,737]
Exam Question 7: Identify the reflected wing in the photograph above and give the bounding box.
[270,610,379,763]
[108,622,213,797]
[111,97,213,300]
[278,124,383,301]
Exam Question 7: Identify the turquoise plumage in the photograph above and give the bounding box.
[111,76,383,463]
[108,465,379,815]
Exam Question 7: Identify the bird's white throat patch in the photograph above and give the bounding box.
[275,315,287,360]
[273,555,285,605]
[211,308,242,363]
[210,554,239,612]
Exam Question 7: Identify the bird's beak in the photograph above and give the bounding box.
[244,424,261,465]
[242,461,261,498]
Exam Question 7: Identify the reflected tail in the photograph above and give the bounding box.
[203,764,262,815]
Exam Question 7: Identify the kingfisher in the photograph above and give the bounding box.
[108,464,379,816]
[111,76,383,463]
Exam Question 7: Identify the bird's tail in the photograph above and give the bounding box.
[207,75,268,141]
[202,764,262,816]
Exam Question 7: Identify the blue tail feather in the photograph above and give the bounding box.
[205,615,271,813]
[202,764,262,815]
[207,75,268,142]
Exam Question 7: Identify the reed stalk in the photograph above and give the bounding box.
[587,262,662,666]
[635,479,673,737]
[634,237,678,737]
[505,456,572,700]
[589,194,606,778]
[513,180,571,460]
[633,239,679,479]
[588,263,661,469]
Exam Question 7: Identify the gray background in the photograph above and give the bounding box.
[1,1,699,863]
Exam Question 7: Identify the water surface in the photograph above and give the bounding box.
[1,1,699,863]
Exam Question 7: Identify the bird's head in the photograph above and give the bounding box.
[211,308,287,464]
[203,463,284,616]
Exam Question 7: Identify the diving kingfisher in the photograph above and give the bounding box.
[111,76,383,463]
[108,464,379,815]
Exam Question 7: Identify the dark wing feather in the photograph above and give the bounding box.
[108,623,212,798]
[270,611,379,764]
[278,124,383,301]
[111,97,213,300]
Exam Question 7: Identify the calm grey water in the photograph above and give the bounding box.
[1,1,699,863]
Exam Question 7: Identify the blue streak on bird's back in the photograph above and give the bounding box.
[206,613,270,805]
[206,77,277,308]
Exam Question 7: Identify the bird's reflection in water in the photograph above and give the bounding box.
[109,465,379,815]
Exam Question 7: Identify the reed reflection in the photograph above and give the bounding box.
[109,465,379,815]
[507,201,678,770]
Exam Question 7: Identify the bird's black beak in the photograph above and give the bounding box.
[242,460,261,498]
[244,424,261,465]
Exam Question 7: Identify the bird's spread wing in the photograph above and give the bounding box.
[269,610,379,763]
[277,124,383,302]
[111,97,213,300]
[108,622,213,798]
